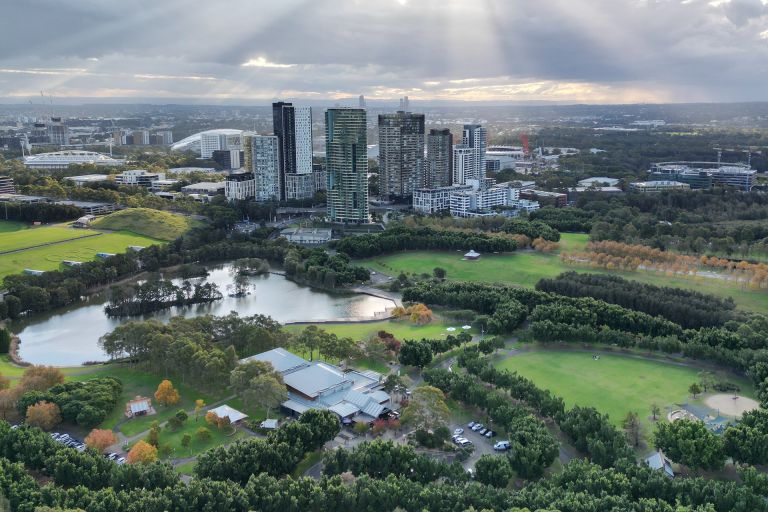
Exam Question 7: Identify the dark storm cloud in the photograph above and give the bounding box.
[0,0,767,102]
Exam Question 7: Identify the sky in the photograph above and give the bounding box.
[0,0,767,104]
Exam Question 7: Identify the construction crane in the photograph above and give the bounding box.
[520,133,530,158]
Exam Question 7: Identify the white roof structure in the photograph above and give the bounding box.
[260,419,279,429]
[24,151,126,169]
[208,404,248,424]
[464,249,481,258]
[170,129,243,154]
[578,177,620,187]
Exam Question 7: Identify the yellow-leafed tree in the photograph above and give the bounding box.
[154,379,180,407]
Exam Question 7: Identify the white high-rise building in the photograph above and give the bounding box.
[462,124,486,181]
[200,131,243,159]
[244,134,280,202]
[453,145,475,185]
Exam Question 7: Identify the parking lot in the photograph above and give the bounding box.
[450,420,506,470]
[48,431,126,465]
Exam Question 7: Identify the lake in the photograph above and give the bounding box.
[10,264,395,366]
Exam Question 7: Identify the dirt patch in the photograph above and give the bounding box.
[704,394,759,417]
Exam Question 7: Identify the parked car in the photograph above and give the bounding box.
[457,438,472,447]
[116,457,126,465]
[453,428,464,436]
[478,428,488,435]
[471,423,484,432]
[494,440,511,451]
[485,430,497,438]
[467,421,476,428]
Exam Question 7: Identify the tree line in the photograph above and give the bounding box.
[332,225,518,259]
[4,418,768,511]
[536,272,737,329]
[104,279,222,317]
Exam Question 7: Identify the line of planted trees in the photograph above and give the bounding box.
[536,272,737,329]
[332,225,518,259]
[104,280,222,317]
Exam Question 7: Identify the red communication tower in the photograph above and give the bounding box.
[520,133,530,157]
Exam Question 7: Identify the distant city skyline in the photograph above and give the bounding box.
[2,1,768,104]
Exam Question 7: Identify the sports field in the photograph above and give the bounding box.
[0,221,162,279]
[495,350,751,429]
[361,233,768,313]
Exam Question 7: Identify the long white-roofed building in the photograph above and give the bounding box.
[170,129,244,158]
[24,151,126,169]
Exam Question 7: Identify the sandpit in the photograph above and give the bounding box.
[704,394,759,417]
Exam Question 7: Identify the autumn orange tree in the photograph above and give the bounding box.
[85,429,118,452]
[127,440,158,464]
[25,401,61,431]
[194,399,206,422]
[154,379,180,407]
[19,365,64,392]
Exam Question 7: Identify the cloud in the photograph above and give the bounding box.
[240,57,295,68]
[1,0,768,103]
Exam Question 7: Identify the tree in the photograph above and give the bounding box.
[401,386,450,433]
[398,340,432,369]
[25,401,61,431]
[474,454,514,488]
[127,440,158,464]
[688,382,702,399]
[154,379,180,407]
[19,365,64,392]
[84,428,118,452]
[194,399,206,422]
[181,434,192,452]
[654,419,725,470]
[293,325,324,361]
[205,411,218,426]
[147,421,161,446]
[433,267,446,279]
[0,328,10,354]
[651,403,661,421]
[622,411,641,447]
[229,360,274,393]
[243,373,288,419]
[175,409,188,423]
[699,371,717,393]
[196,427,212,442]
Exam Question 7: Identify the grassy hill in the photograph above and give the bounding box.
[92,208,195,241]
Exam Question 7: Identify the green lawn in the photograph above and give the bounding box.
[494,350,751,431]
[92,208,198,241]
[66,366,226,435]
[153,420,246,459]
[0,220,28,234]
[284,319,474,343]
[0,225,96,253]
[0,355,102,384]
[0,229,163,279]
[361,232,768,313]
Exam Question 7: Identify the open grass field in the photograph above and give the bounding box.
[152,420,246,460]
[284,318,475,343]
[0,228,162,279]
[0,225,97,253]
[494,350,752,432]
[66,366,227,435]
[92,208,197,241]
[0,220,27,234]
[361,232,768,313]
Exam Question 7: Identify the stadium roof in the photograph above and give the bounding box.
[24,150,126,168]
[170,129,243,153]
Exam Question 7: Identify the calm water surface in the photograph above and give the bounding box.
[11,264,393,366]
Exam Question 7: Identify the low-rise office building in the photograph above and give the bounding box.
[649,162,757,191]
[115,170,165,187]
[578,177,620,187]
[55,200,116,215]
[413,185,473,214]
[0,176,15,194]
[181,182,225,196]
[629,180,691,193]
[63,174,110,187]
[280,227,332,245]
[0,194,49,204]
